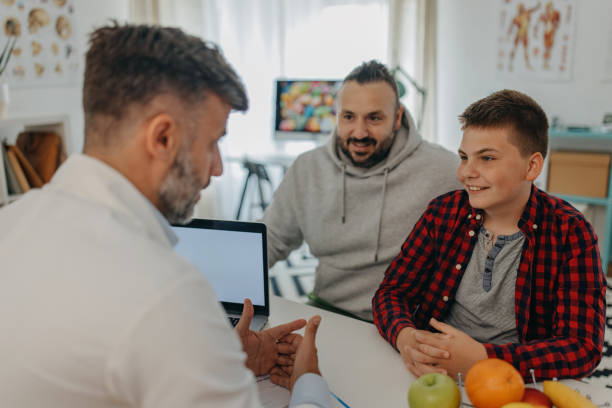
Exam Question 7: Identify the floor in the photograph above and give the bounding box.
[269,244,316,303]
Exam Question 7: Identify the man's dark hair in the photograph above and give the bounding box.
[459,89,548,159]
[83,22,248,147]
[343,60,399,108]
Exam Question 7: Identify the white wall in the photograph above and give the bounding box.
[436,0,612,152]
[435,0,612,252]
[4,0,130,153]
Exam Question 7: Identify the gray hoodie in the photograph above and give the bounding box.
[262,110,461,320]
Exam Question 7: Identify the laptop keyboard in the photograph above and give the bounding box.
[228,317,240,327]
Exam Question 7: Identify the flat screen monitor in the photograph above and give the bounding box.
[274,79,342,141]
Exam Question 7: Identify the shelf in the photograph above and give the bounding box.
[0,114,70,129]
[549,129,612,140]
[554,194,609,206]
[7,194,22,203]
[548,130,612,270]
[0,115,70,207]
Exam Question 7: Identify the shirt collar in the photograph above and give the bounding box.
[465,184,540,236]
[467,207,485,222]
[517,184,540,236]
[50,154,178,247]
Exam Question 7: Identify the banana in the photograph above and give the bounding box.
[542,380,597,408]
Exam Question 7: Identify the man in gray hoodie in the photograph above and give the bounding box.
[261,61,460,321]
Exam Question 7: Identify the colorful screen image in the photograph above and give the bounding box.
[274,80,342,135]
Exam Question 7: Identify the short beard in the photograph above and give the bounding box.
[339,133,395,168]
[158,147,202,225]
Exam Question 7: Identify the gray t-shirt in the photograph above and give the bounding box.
[444,226,524,344]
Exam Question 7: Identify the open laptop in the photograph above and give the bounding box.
[171,218,269,331]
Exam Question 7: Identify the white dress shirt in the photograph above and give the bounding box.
[0,154,328,407]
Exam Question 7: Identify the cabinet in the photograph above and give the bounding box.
[0,115,71,207]
[548,129,612,271]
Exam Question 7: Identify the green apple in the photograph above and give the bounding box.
[408,373,461,408]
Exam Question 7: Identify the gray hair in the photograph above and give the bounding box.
[83,22,248,148]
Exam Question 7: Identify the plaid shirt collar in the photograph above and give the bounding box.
[466,184,540,239]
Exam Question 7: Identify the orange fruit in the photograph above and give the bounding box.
[465,358,525,408]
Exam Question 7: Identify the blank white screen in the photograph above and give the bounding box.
[172,227,265,306]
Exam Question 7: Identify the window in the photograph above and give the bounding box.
[283,2,390,78]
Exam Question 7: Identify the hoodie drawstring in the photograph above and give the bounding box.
[374,168,389,262]
[340,164,346,223]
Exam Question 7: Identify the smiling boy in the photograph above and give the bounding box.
[373,89,606,380]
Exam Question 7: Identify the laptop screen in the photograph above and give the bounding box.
[171,219,268,313]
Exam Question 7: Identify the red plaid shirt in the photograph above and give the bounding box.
[373,186,606,380]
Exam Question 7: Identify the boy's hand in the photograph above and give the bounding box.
[426,318,487,379]
[396,326,450,377]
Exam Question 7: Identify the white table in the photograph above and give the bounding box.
[270,296,411,407]
[269,296,611,408]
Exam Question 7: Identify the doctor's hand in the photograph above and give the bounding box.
[396,326,450,378]
[235,298,306,377]
[288,315,322,391]
[269,330,304,388]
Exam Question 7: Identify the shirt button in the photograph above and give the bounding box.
[443,296,449,302]
[475,214,482,220]
[468,230,475,237]
[533,224,538,230]
[467,214,472,219]
[455,264,462,270]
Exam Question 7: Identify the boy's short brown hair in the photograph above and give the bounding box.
[459,89,548,159]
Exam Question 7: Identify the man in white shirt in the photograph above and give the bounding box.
[0,23,329,407]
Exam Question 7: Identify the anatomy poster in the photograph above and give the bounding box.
[497,0,576,81]
[0,0,79,87]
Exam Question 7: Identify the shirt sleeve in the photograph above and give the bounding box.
[289,373,331,408]
[105,275,261,408]
[260,163,304,268]
[484,219,607,380]
[372,202,438,348]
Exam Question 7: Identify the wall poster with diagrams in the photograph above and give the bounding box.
[0,0,78,87]
[496,0,577,81]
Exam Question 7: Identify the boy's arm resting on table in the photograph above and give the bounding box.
[372,207,437,348]
[260,165,304,267]
[485,225,606,380]
[373,204,464,378]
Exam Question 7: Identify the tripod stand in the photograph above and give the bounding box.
[235,159,272,220]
